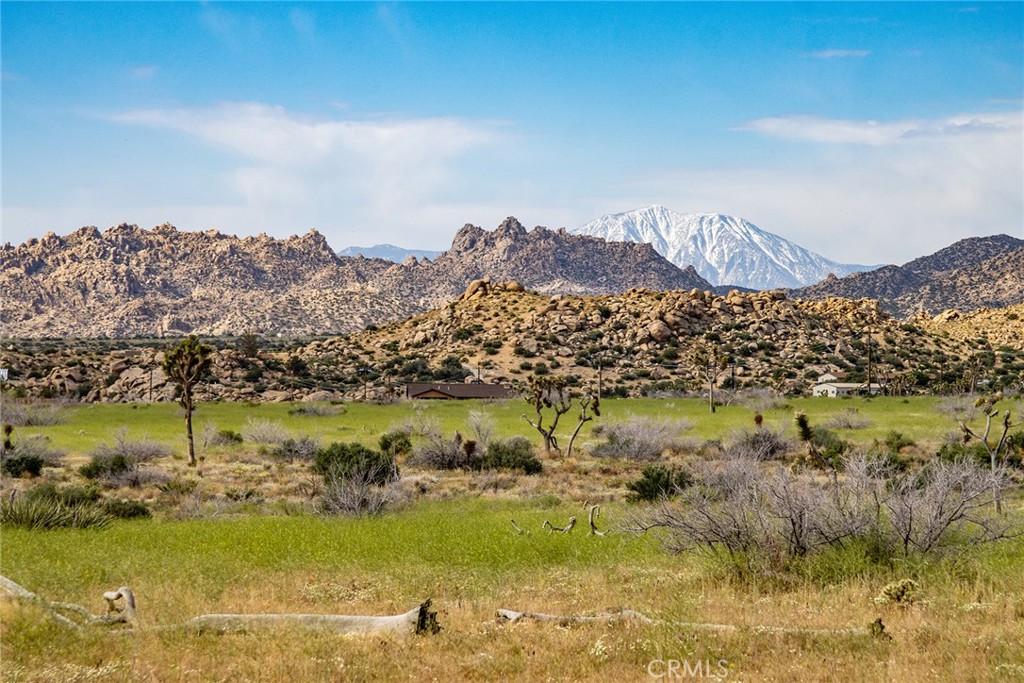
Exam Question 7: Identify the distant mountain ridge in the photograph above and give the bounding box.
[337,244,442,262]
[572,205,876,289]
[0,218,709,338]
[792,235,1024,317]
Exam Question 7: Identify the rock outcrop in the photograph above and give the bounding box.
[1,219,711,338]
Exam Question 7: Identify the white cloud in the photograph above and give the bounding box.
[736,111,1021,146]
[810,49,870,59]
[108,102,510,247]
[622,110,1023,264]
[130,65,158,81]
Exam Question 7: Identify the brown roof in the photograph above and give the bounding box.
[405,382,514,400]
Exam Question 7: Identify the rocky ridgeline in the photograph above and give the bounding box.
[793,237,1024,318]
[1,218,710,338]
[4,280,1022,403]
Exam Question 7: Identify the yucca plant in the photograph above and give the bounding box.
[0,495,111,530]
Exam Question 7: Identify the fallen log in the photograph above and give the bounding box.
[495,606,888,638]
[1,575,439,636]
[185,600,440,636]
[496,608,656,626]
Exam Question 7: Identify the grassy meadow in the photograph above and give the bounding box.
[2,395,1023,681]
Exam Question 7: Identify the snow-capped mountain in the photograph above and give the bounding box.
[337,244,441,262]
[572,206,875,290]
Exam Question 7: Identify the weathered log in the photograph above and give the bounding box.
[510,518,529,535]
[185,600,440,636]
[542,516,576,534]
[496,607,656,626]
[496,605,882,637]
[1,575,439,636]
[587,505,608,536]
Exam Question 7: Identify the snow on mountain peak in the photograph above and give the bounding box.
[572,207,874,290]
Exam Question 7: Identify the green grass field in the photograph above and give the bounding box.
[3,395,1023,681]
[10,395,985,459]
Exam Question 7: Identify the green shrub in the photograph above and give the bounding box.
[411,432,482,471]
[482,437,543,474]
[1,454,44,478]
[882,430,915,453]
[626,465,693,502]
[25,483,101,507]
[269,436,319,463]
[379,430,413,457]
[218,429,244,444]
[314,442,398,485]
[79,453,131,480]
[102,498,152,519]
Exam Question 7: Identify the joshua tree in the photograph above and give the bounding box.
[163,335,214,467]
[521,376,573,455]
[689,341,728,414]
[959,393,1017,514]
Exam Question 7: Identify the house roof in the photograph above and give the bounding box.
[405,382,514,399]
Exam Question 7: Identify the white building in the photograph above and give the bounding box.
[812,382,881,397]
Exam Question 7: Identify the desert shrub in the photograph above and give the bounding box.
[411,432,483,471]
[202,425,243,447]
[80,431,170,486]
[242,417,289,444]
[591,416,692,461]
[1,454,44,478]
[102,498,152,519]
[482,437,542,474]
[314,442,398,486]
[269,436,319,463]
[725,428,792,461]
[874,579,921,606]
[824,407,872,430]
[25,483,101,507]
[1,400,68,427]
[736,388,790,412]
[881,430,915,453]
[626,464,693,502]
[289,403,344,417]
[0,494,111,530]
[467,410,496,446]
[317,468,404,517]
[1,433,65,467]
[157,478,200,496]
[629,453,1018,575]
[379,430,413,457]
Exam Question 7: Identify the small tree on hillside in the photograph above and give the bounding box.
[163,335,214,467]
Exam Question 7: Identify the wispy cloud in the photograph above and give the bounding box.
[130,65,158,81]
[736,111,1021,145]
[629,109,1023,263]
[109,102,510,242]
[810,49,870,59]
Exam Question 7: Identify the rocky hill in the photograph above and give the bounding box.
[1,219,709,338]
[6,281,1021,404]
[793,236,1024,318]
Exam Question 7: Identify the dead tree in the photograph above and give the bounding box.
[959,394,1018,514]
[587,504,608,536]
[542,516,576,534]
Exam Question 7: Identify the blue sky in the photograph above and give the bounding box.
[2,2,1022,263]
